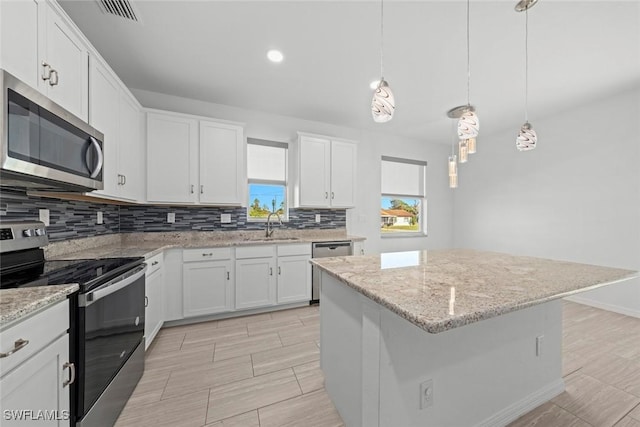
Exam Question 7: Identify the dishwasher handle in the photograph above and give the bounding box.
[313,242,352,249]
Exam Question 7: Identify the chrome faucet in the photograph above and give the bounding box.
[266,212,283,238]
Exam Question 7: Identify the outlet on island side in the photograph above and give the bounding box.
[420,379,434,409]
[536,335,544,357]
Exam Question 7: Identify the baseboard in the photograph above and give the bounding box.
[565,296,640,319]
[475,378,565,427]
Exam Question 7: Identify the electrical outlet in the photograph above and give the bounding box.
[220,214,231,223]
[315,214,321,223]
[39,209,50,226]
[536,335,544,356]
[167,212,176,223]
[97,211,103,225]
[420,379,434,409]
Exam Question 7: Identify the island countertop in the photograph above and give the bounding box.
[311,249,638,333]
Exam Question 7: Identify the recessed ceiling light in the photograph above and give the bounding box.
[267,50,284,63]
[369,80,380,90]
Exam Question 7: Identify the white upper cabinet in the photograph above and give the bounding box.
[43,3,89,120]
[199,120,245,205]
[0,0,41,88]
[147,110,244,205]
[117,91,144,201]
[89,56,143,202]
[146,112,198,204]
[294,132,357,208]
[0,0,89,120]
[89,57,120,197]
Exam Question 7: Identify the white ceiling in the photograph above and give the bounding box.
[59,0,640,143]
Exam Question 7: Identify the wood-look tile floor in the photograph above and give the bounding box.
[115,301,640,427]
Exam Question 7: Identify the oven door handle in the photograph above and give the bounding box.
[81,264,147,307]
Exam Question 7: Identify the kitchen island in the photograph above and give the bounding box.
[311,249,637,427]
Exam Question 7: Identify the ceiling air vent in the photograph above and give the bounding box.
[97,0,141,23]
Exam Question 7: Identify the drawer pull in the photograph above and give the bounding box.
[63,362,75,387]
[202,253,213,257]
[0,339,29,358]
[151,261,159,266]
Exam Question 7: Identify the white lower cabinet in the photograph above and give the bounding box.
[182,248,234,317]
[145,253,165,350]
[0,300,73,426]
[235,246,277,310]
[276,244,311,304]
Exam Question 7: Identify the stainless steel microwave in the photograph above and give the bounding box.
[0,69,104,191]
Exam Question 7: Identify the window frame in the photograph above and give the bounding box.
[380,156,428,237]
[246,138,289,222]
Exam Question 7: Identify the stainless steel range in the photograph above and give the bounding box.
[0,221,146,427]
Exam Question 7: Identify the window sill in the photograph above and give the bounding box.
[380,232,427,238]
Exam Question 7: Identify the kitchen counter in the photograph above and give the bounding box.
[0,284,78,327]
[316,249,638,427]
[311,248,637,333]
[46,230,365,260]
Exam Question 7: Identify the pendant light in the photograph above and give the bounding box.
[371,0,395,123]
[515,0,538,151]
[449,122,458,189]
[447,0,479,153]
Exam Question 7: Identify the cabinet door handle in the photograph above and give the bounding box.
[200,185,204,194]
[145,296,149,307]
[151,261,159,266]
[41,61,51,81]
[49,69,59,86]
[278,266,281,275]
[0,339,29,358]
[331,192,335,199]
[226,272,230,280]
[63,362,76,387]
[190,185,194,194]
[325,192,328,199]
[269,267,273,276]
[122,174,126,185]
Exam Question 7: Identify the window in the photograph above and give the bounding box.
[247,139,288,221]
[380,156,427,235]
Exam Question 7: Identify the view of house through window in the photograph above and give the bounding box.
[247,139,288,220]
[380,156,427,235]
[381,197,421,232]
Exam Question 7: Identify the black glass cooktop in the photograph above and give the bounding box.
[0,257,144,292]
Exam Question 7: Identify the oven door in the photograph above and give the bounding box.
[77,264,146,417]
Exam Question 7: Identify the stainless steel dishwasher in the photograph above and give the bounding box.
[311,241,353,303]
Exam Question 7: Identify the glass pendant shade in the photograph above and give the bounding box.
[458,140,469,163]
[516,122,537,151]
[448,155,458,177]
[371,79,395,123]
[466,137,476,154]
[449,174,458,189]
[457,110,479,139]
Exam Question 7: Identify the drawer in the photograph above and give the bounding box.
[0,300,69,376]
[235,245,276,259]
[277,243,312,257]
[183,247,233,262]
[146,253,164,276]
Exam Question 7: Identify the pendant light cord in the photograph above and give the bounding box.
[380,0,385,79]
[524,6,529,122]
[466,0,470,106]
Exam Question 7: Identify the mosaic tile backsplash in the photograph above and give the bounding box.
[0,188,346,242]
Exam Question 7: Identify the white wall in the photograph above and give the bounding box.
[132,89,454,254]
[453,86,640,317]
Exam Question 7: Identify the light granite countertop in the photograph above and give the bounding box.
[0,284,78,328]
[45,230,364,260]
[311,249,638,334]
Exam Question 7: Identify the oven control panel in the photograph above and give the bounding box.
[0,221,48,253]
